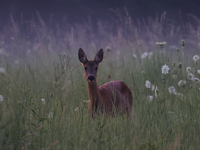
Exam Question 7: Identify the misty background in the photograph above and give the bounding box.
[1,0,200,26]
[0,0,200,58]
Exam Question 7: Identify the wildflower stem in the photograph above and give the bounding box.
[5,72,15,86]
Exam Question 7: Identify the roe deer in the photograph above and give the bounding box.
[78,48,132,117]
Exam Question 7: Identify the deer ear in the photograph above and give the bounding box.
[94,49,104,64]
[78,48,88,64]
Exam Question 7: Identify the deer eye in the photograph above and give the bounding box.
[95,67,98,70]
[85,67,87,71]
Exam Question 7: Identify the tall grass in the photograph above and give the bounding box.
[0,12,200,149]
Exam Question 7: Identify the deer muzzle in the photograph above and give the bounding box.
[88,75,95,82]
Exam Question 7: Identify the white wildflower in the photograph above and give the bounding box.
[141,52,148,59]
[197,70,200,74]
[178,80,186,86]
[41,98,45,104]
[145,80,151,88]
[151,85,158,93]
[161,64,170,74]
[151,85,155,91]
[188,73,195,80]
[148,95,153,102]
[83,100,89,103]
[186,67,192,73]
[0,67,5,73]
[193,55,200,62]
[194,78,200,83]
[133,54,137,58]
[141,52,153,59]
[155,86,158,97]
[0,95,3,102]
[168,86,177,95]
[155,42,167,46]
[75,107,79,111]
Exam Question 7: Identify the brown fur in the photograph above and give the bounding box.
[78,48,133,117]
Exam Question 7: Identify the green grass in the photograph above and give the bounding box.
[0,43,200,150]
[0,12,200,149]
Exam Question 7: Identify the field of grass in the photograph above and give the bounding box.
[0,13,200,149]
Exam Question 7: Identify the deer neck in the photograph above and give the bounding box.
[87,81,101,107]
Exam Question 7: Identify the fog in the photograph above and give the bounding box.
[0,0,200,59]
[1,0,199,27]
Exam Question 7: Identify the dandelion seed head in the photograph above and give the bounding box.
[145,80,151,88]
[197,70,200,74]
[193,55,200,62]
[161,64,170,74]
[0,67,5,73]
[75,107,79,111]
[168,86,177,95]
[141,52,148,59]
[151,85,155,91]
[105,46,111,52]
[141,52,153,59]
[194,78,200,83]
[148,95,153,102]
[186,67,192,73]
[188,73,195,80]
[41,98,45,104]
[178,80,186,86]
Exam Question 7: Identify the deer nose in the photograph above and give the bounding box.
[88,75,95,82]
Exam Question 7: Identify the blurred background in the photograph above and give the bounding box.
[0,0,200,59]
[1,0,199,26]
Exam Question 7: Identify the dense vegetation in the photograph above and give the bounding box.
[0,13,200,149]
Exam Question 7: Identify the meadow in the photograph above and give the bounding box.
[0,12,200,149]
